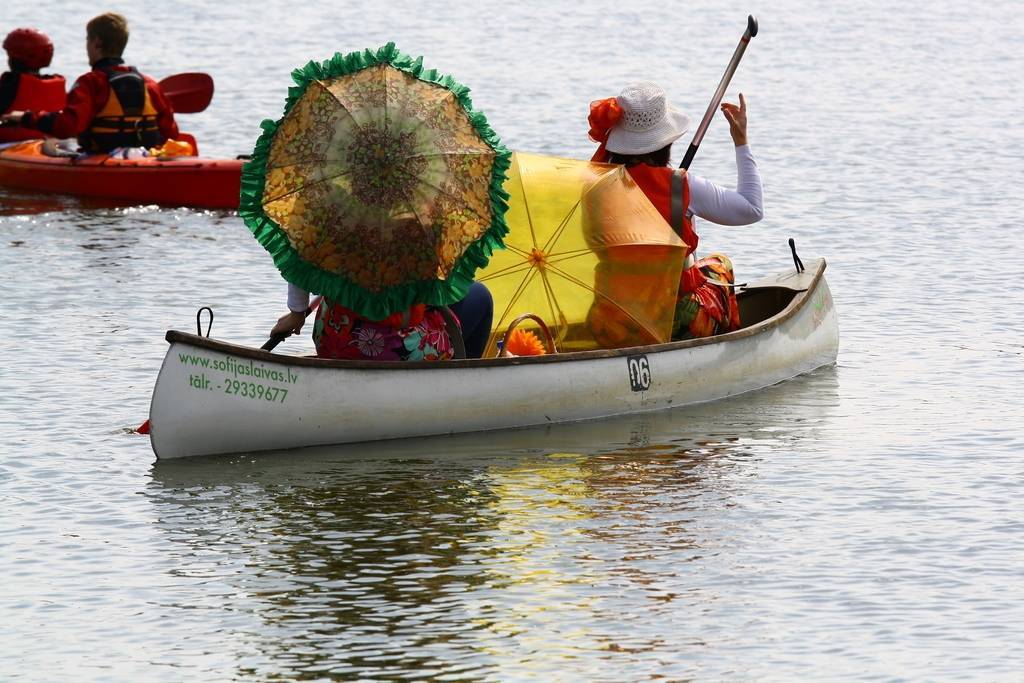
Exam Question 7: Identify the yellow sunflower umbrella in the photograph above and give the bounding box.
[477,152,688,355]
[240,43,510,320]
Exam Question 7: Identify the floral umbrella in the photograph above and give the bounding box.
[240,43,511,320]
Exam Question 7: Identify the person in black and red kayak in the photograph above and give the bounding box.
[0,28,66,143]
[1,12,179,153]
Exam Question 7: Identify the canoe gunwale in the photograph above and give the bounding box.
[165,259,828,369]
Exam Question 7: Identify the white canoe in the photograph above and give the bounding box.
[148,258,838,459]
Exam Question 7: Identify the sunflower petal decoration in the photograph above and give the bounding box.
[240,43,511,319]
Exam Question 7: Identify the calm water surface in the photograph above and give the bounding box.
[2,0,1022,680]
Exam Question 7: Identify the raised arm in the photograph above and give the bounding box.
[687,93,763,225]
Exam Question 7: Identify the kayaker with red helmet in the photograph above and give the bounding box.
[1,13,178,152]
[0,28,66,143]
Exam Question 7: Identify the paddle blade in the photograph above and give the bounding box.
[159,72,214,113]
[137,419,151,434]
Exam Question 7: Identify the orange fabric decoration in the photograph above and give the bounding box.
[379,304,427,328]
[505,328,547,356]
[588,97,622,163]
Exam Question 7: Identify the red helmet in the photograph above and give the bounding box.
[4,28,54,70]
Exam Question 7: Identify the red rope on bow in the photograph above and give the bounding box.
[588,97,622,163]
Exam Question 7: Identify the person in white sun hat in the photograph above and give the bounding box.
[588,82,763,341]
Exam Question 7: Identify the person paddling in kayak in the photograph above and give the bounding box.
[588,82,763,341]
[1,12,179,155]
[0,28,66,143]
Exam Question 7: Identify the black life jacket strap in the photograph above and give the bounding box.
[99,65,147,115]
[91,115,161,132]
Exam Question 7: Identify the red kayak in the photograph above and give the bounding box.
[0,140,242,210]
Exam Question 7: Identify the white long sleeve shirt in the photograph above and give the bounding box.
[687,144,763,225]
[286,145,763,312]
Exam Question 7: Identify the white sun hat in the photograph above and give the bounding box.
[605,82,692,156]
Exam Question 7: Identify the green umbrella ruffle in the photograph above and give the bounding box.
[239,42,511,320]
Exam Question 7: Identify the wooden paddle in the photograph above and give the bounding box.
[159,72,214,113]
[679,15,758,170]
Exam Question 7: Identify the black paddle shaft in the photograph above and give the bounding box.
[679,15,758,171]
[260,332,290,352]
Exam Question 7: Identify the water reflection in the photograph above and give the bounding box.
[147,369,837,679]
[0,188,123,216]
[0,186,239,218]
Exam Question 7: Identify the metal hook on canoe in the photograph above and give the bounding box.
[196,307,213,337]
[788,238,805,274]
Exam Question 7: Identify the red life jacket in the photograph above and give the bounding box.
[626,164,707,294]
[0,72,65,142]
[78,66,163,152]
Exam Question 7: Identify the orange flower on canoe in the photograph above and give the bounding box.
[505,328,547,356]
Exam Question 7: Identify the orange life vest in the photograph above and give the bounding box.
[583,164,697,349]
[0,72,65,142]
[586,163,718,349]
[627,164,707,294]
[78,66,163,152]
